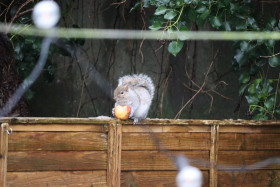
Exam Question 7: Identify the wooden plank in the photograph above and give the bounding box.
[122,125,211,133]
[219,133,280,150]
[7,171,107,187]
[0,117,114,124]
[121,171,209,187]
[1,117,279,126]
[9,124,108,132]
[218,151,280,170]
[8,132,107,151]
[107,122,122,187]
[209,125,219,187]
[8,151,107,172]
[218,170,280,187]
[219,126,280,133]
[122,132,210,150]
[1,123,9,187]
[121,151,209,170]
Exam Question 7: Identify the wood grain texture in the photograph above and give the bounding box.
[8,132,107,151]
[121,151,209,170]
[121,171,209,187]
[218,170,280,187]
[209,125,219,187]
[8,151,107,172]
[219,133,280,150]
[1,123,9,187]
[218,151,280,170]
[1,117,279,126]
[107,123,122,187]
[122,125,211,133]
[9,124,108,132]
[7,171,107,187]
[219,126,280,133]
[122,132,210,150]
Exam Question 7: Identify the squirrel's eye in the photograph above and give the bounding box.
[120,91,124,95]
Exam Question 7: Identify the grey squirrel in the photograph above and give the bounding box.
[113,74,155,124]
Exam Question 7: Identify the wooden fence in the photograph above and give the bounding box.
[0,118,280,187]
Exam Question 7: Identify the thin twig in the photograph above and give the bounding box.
[175,50,219,118]
[260,51,280,58]
[272,73,280,116]
[9,0,34,25]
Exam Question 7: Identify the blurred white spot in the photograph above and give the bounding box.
[32,1,60,29]
[176,166,203,187]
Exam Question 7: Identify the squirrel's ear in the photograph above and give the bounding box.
[124,84,129,90]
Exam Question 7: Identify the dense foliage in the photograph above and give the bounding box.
[132,0,280,119]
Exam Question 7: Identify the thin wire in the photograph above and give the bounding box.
[0,37,53,117]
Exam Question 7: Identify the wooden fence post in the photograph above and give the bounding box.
[107,122,122,187]
[0,123,9,187]
[209,125,219,187]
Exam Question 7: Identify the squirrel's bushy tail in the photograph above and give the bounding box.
[118,74,155,98]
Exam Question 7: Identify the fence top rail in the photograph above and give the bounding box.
[0,117,279,126]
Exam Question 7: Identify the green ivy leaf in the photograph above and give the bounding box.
[266,17,277,29]
[210,16,222,29]
[253,113,269,120]
[129,2,140,13]
[239,72,250,84]
[176,0,184,7]
[178,26,189,40]
[184,0,193,4]
[239,84,248,96]
[149,21,162,30]
[155,6,168,15]
[268,56,280,67]
[246,95,259,105]
[164,11,177,20]
[224,21,231,31]
[168,41,184,56]
[247,83,256,95]
[196,6,207,14]
[240,41,249,52]
[264,96,275,110]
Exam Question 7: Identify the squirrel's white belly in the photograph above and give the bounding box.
[133,92,151,119]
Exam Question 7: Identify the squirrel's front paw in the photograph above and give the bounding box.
[112,107,115,117]
[133,118,138,124]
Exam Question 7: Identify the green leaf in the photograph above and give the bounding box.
[266,17,277,29]
[239,72,250,84]
[247,83,256,95]
[240,41,249,52]
[143,0,150,8]
[264,96,275,110]
[168,41,184,56]
[155,6,168,15]
[253,113,269,120]
[129,2,140,13]
[265,40,275,48]
[164,11,177,20]
[178,26,189,40]
[239,84,248,96]
[268,56,280,67]
[149,21,162,30]
[224,21,231,31]
[246,95,259,105]
[176,0,184,7]
[184,0,193,4]
[210,16,222,29]
[196,6,207,14]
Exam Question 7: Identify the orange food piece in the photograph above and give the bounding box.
[114,105,131,120]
